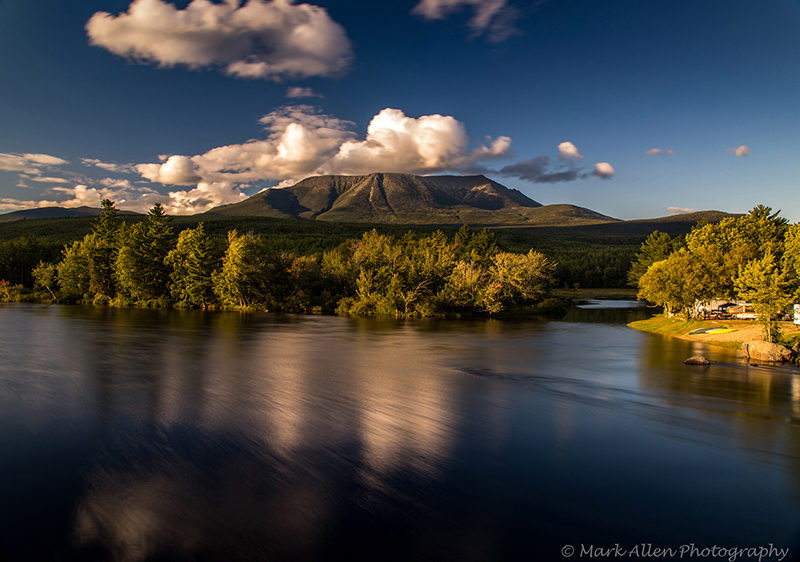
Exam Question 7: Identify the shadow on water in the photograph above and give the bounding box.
[1,303,800,560]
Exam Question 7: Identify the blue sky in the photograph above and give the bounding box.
[1,0,799,219]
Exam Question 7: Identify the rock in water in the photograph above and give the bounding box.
[742,341,793,362]
[683,356,711,365]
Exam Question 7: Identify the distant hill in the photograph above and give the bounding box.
[207,173,617,226]
[632,210,739,225]
[513,210,740,238]
[0,206,140,223]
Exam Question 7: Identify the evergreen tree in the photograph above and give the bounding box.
[115,203,173,303]
[86,199,121,302]
[627,231,680,287]
[165,223,219,308]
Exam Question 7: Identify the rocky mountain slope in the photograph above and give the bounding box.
[207,173,617,225]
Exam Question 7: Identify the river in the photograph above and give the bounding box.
[1,302,799,561]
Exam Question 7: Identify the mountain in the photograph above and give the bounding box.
[0,206,140,223]
[207,173,618,226]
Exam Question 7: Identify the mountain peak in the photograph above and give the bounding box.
[207,173,616,226]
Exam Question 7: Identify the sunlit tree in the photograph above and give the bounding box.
[56,238,91,302]
[734,250,792,342]
[115,203,173,303]
[32,261,57,301]
[165,222,219,308]
[213,230,289,309]
[627,231,680,287]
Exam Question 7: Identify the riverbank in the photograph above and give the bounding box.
[628,315,800,350]
[552,287,637,300]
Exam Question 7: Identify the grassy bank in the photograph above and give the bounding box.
[629,315,800,350]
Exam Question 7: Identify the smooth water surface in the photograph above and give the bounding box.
[1,303,799,561]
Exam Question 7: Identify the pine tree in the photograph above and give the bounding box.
[627,231,679,287]
[87,199,121,302]
[115,203,173,303]
[166,223,219,308]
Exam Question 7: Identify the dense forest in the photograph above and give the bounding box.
[629,205,800,342]
[0,204,648,295]
[0,201,560,318]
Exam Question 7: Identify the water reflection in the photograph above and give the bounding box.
[1,304,800,560]
[562,299,653,324]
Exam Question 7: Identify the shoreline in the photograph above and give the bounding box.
[628,315,800,352]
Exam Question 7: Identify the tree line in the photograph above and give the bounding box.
[630,205,800,342]
[1,200,557,318]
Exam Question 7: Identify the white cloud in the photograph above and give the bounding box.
[666,206,696,215]
[99,178,137,189]
[326,108,511,175]
[557,141,583,161]
[137,155,201,185]
[726,145,750,157]
[29,176,70,184]
[136,105,511,198]
[81,158,137,173]
[412,0,518,42]
[644,148,674,156]
[165,181,247,215]
[286,86,322,99]
[592,162,615,179]
[86,0,353,80]
[0,152,68,173]
[51,185,105,208]
[183,105,356,183]
[0,198,60,212]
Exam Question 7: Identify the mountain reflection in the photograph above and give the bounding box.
[64,312,461,560]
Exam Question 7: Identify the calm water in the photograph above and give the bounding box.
[1,302,800,561]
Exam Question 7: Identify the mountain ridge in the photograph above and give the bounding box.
[0,206,141,223]
[207,173,618,226]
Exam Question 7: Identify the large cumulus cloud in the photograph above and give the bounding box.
[134,105,512,211]
[327,108,511,175]
[86,0,353,80]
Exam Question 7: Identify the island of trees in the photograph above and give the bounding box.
[629,205,800,342]
[0,200,557,318]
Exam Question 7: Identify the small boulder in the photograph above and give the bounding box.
[683,356,711,366]
[742,341,793,362]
